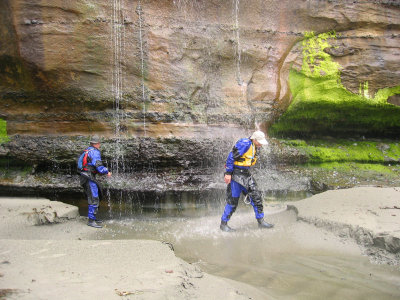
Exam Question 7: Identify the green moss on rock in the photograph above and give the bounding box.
[270,31,400,138]
[0,119,8,143]
[280,139,400,164]
[296,161,400,190]
[315,162,396,173]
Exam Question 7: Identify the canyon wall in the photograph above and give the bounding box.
[0,0,399,170]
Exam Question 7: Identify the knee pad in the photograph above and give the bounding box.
[88,196,100,206]
[226,198,239,219]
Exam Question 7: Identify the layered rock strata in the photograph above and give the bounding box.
[1,0,399,137]
[0,0,399,197]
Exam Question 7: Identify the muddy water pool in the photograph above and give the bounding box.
[91,201,400,300]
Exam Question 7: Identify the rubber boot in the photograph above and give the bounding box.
[220,220,235,232]
[87,219,102,228]
[93,215,103,224]
[257,218,274,229]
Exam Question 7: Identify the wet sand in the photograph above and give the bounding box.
[97,202,400,300]
[1,187,400,299]
[288,186,400,265]
[0,198,265,300]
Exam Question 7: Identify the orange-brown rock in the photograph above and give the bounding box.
[0,0,399,137]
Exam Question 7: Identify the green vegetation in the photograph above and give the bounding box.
[300,31,340,80]
[296,161,400,190]
[270,31,400,188]
[315,162,396,173]
[0,119,8,143]
[270,31,400,138]
[278,138,400,189]
[282,139,400,164]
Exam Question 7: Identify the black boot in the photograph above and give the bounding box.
[257,218,274,229]
[220,221,235,232]
[93,215,103,224]
[87,219,102,228]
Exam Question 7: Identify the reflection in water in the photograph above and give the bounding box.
[94,205,400,300]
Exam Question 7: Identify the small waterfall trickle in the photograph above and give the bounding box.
[111,0,126,174]
[233,0,243,86]
[106,188,113,219]
[137,0,147,137]
[232,0,251,127]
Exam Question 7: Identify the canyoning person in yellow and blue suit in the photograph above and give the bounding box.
[220,130,274,232]
[78,136,111,228]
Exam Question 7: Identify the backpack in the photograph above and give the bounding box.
[77,148,94,171]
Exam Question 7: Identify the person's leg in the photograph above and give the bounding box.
[247,176,273,228]
[221,183,238,222]
[220,181,241,231]
[247,176,264,219]
[87,180,102,228]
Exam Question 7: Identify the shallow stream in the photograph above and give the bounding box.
[73,193,400,300]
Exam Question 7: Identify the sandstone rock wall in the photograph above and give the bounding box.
[0,0,399,177]
[1,0,399,139]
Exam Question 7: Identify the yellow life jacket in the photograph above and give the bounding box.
[234,143,257,167]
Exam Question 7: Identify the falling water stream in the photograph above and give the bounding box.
[232,0,249,121]
[136,0,147,137]
[233,0,242,86]
[111,0,125,174]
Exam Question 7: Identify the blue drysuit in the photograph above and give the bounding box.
[221,138,264,222]
[79,146,109,220]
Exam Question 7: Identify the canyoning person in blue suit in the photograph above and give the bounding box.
[78,136,111,228]
[220,130,274,232]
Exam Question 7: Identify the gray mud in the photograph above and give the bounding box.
[96,207,400,300]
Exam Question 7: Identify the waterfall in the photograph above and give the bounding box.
[233,0,243,86]
[111,0,125,174]
[137,0,147,137]
[233,0,249,124]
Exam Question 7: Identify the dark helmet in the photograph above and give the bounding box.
[90,135,101,144]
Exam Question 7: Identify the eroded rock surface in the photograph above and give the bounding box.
[1,0,399,136]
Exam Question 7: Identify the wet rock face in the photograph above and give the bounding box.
[1,0,399,137]
[0,135,232,171]
[327,32,400,96]
[388,94,400,106]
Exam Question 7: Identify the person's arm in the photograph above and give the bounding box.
[224,151,234,184]
[224,139,251,183]
[225,151,235,176]
[90,150,110,175]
